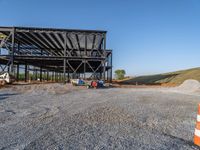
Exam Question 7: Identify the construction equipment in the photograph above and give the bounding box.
[90,80,105,88]
[0,33,6,39]
[0,72,15,85]
[71,79,106,89]
[71,79,87,86]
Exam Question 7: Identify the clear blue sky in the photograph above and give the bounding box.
[0,0,200,76]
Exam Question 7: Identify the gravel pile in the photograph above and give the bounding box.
[0,84,199,149]
[166,79,200,95]
[10,83,83,95]
[177,80,200,92]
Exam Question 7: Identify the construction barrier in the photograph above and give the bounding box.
[194,104,200,146]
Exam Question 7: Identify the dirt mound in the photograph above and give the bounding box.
[11,83,80,94]
[176,79,200,93]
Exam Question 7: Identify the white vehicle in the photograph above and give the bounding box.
[0,72,15,85]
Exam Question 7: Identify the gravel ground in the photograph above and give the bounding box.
[0,83,199,150]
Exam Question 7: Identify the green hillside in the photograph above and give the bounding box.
[121,67,200,85]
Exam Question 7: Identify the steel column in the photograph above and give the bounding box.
[47,71,49,81]
[25,64,27,82]
[67,70,70,83]
[35,69,38,81]
[103,60,106,81]
[10,28,15,74]
[103,34,106,81]
[16,64,19,81]
[110,53,112,83]
[84,60,86,80]
[84,33,87,79]
[63,33,67,83]
[40,67,42,82]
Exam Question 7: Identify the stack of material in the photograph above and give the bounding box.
[174,79,200,94]
[10,83,82,95]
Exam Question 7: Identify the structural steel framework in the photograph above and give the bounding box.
[0,26,112,82]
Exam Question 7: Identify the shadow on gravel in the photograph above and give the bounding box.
[163,133,199,149]
[0,93,18,101]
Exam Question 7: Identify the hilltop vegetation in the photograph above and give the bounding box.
[121,67,200,85]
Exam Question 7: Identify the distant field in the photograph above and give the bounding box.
[120,67,200,85]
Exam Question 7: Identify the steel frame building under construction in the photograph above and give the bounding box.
[0,26,112,83]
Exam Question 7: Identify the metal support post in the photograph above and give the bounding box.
[103,61,106,81]
[47,71,49,81]
[63,33,67,83]
[25,64,27,82]
[10,28,15,74]
[35,69,38,81]
[52,71,54,81]
[16,64,19,81]
[40,67,42,82]
[83,33,87,79]
[84,60,86,80]
[103,34,106,81]
[67,70,70,83]
[110,53,112,83]
[85,33,87,56]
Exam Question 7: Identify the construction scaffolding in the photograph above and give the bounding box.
[0,26,112,83]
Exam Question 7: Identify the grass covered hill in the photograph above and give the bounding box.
[120,67,200,85]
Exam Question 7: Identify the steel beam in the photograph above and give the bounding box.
[40,67,42,82]
[16,64,19,81]
[63,33,67,83]
[36,69,38,81]
[25,64,27,82]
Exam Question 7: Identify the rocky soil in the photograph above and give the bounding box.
[0,83,199,149]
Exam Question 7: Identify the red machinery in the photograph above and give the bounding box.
[90,80,104,88]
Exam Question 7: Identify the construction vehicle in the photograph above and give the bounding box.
[90,80,105,88]
[71,78,106,89]
[0,72,15,85]
[71,78,85,86]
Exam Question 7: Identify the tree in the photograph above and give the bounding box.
[115,69,126,80]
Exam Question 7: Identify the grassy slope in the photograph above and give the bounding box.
[121,67,200,85]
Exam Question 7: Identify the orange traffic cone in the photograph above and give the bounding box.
[194,104,200,146]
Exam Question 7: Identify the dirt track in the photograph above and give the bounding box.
[0,83,199,149]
